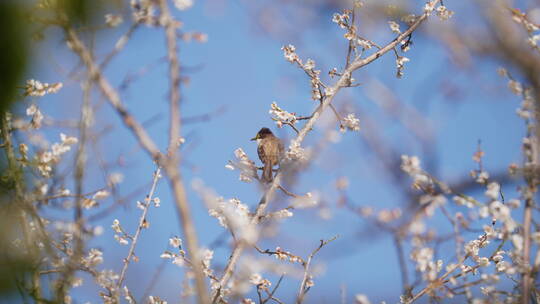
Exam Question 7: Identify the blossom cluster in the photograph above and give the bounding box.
[208,197,256,242]
[269,102,297,128]
[286,139,308,161]
[510,8,540,52]
[340,113,361,132]
[24,79,63,97]
[193,180,257,243]
[400,155,430,188]
[225,148,258,182]
[35,133,78,177]
[281,44,324,101]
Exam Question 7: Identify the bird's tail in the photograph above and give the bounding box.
[262,162,273,183]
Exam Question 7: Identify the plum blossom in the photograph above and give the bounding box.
[282,44,299,63]
[269,102,297,128]
[340,113,360,132]
[388,21,401,34]
[174,0,193,11]
[226,148,258,182]
[24,79,63,97]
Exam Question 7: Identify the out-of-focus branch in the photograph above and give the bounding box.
[100,23,140,69]
[56,77,92,302]
[65,18,209,303]
[394,235,411,298]
[158,0,209,302]
[159,0,181,154]
[65,28,161,160]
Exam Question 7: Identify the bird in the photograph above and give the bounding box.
[251,127,284,183]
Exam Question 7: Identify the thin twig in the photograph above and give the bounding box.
[262,274,285,304]
[278,185,302,198]
[394,235,411,297]
[345,6,356,68]
[117,168,162,289]
[296,236,339,304]
[100,23,140,69]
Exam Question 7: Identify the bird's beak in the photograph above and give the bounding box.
[250,135,258,141]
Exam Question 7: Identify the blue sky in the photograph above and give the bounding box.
[15,0,532,303]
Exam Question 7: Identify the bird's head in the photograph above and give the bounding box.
[251,127,273,141]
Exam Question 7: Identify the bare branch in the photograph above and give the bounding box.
[296,236,339,303]
[117,168,162,289]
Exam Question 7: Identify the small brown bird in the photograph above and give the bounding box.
[251,127,284,183]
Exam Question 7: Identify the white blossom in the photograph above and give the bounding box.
[249,273,262,285]
[531,231,540,244]
[354,294,371,304]
[516,108,531,119]
[401,155,430,187]
[93,190,110,200]
[324,87,336,96]
[477,257,490,267]
[489,200,510,221]
[282,44,299,63]
[82,248,104,267]
[26,104,44,129]
[174,0,193,11]
[492,251,505,263]
[436,6,454,21]
[341,113,360,132]
[291,192,318,209]
[496,261,514,274]
[424,1,437,15]
[508,80,523,95]
[24,79,63,97]
[105,14,123,27]
[108,172,124,185]
[269,102,296,128]
[227,148,257,182]
[477,171,489,183]
[528,34,540,48]
[200,248,214,275]
[114,234,129,245]
[453,195,475,208]
[396,56,410,78]
[484,182,500,200]
[511,234,523,252]
[388,21,401,34]
[304,58,315,70]
[153,197,161,207]
[148,296,168,304]
[286,140,308,161]
[193,180,257,242]
[136,201,146,210]
[357,38,372,49]
[273,209,293,218]
[332,13,349,29]
[82,198,98,209]
[172,256,184,267]
[169,237,182,248]
[111,219,122,233]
